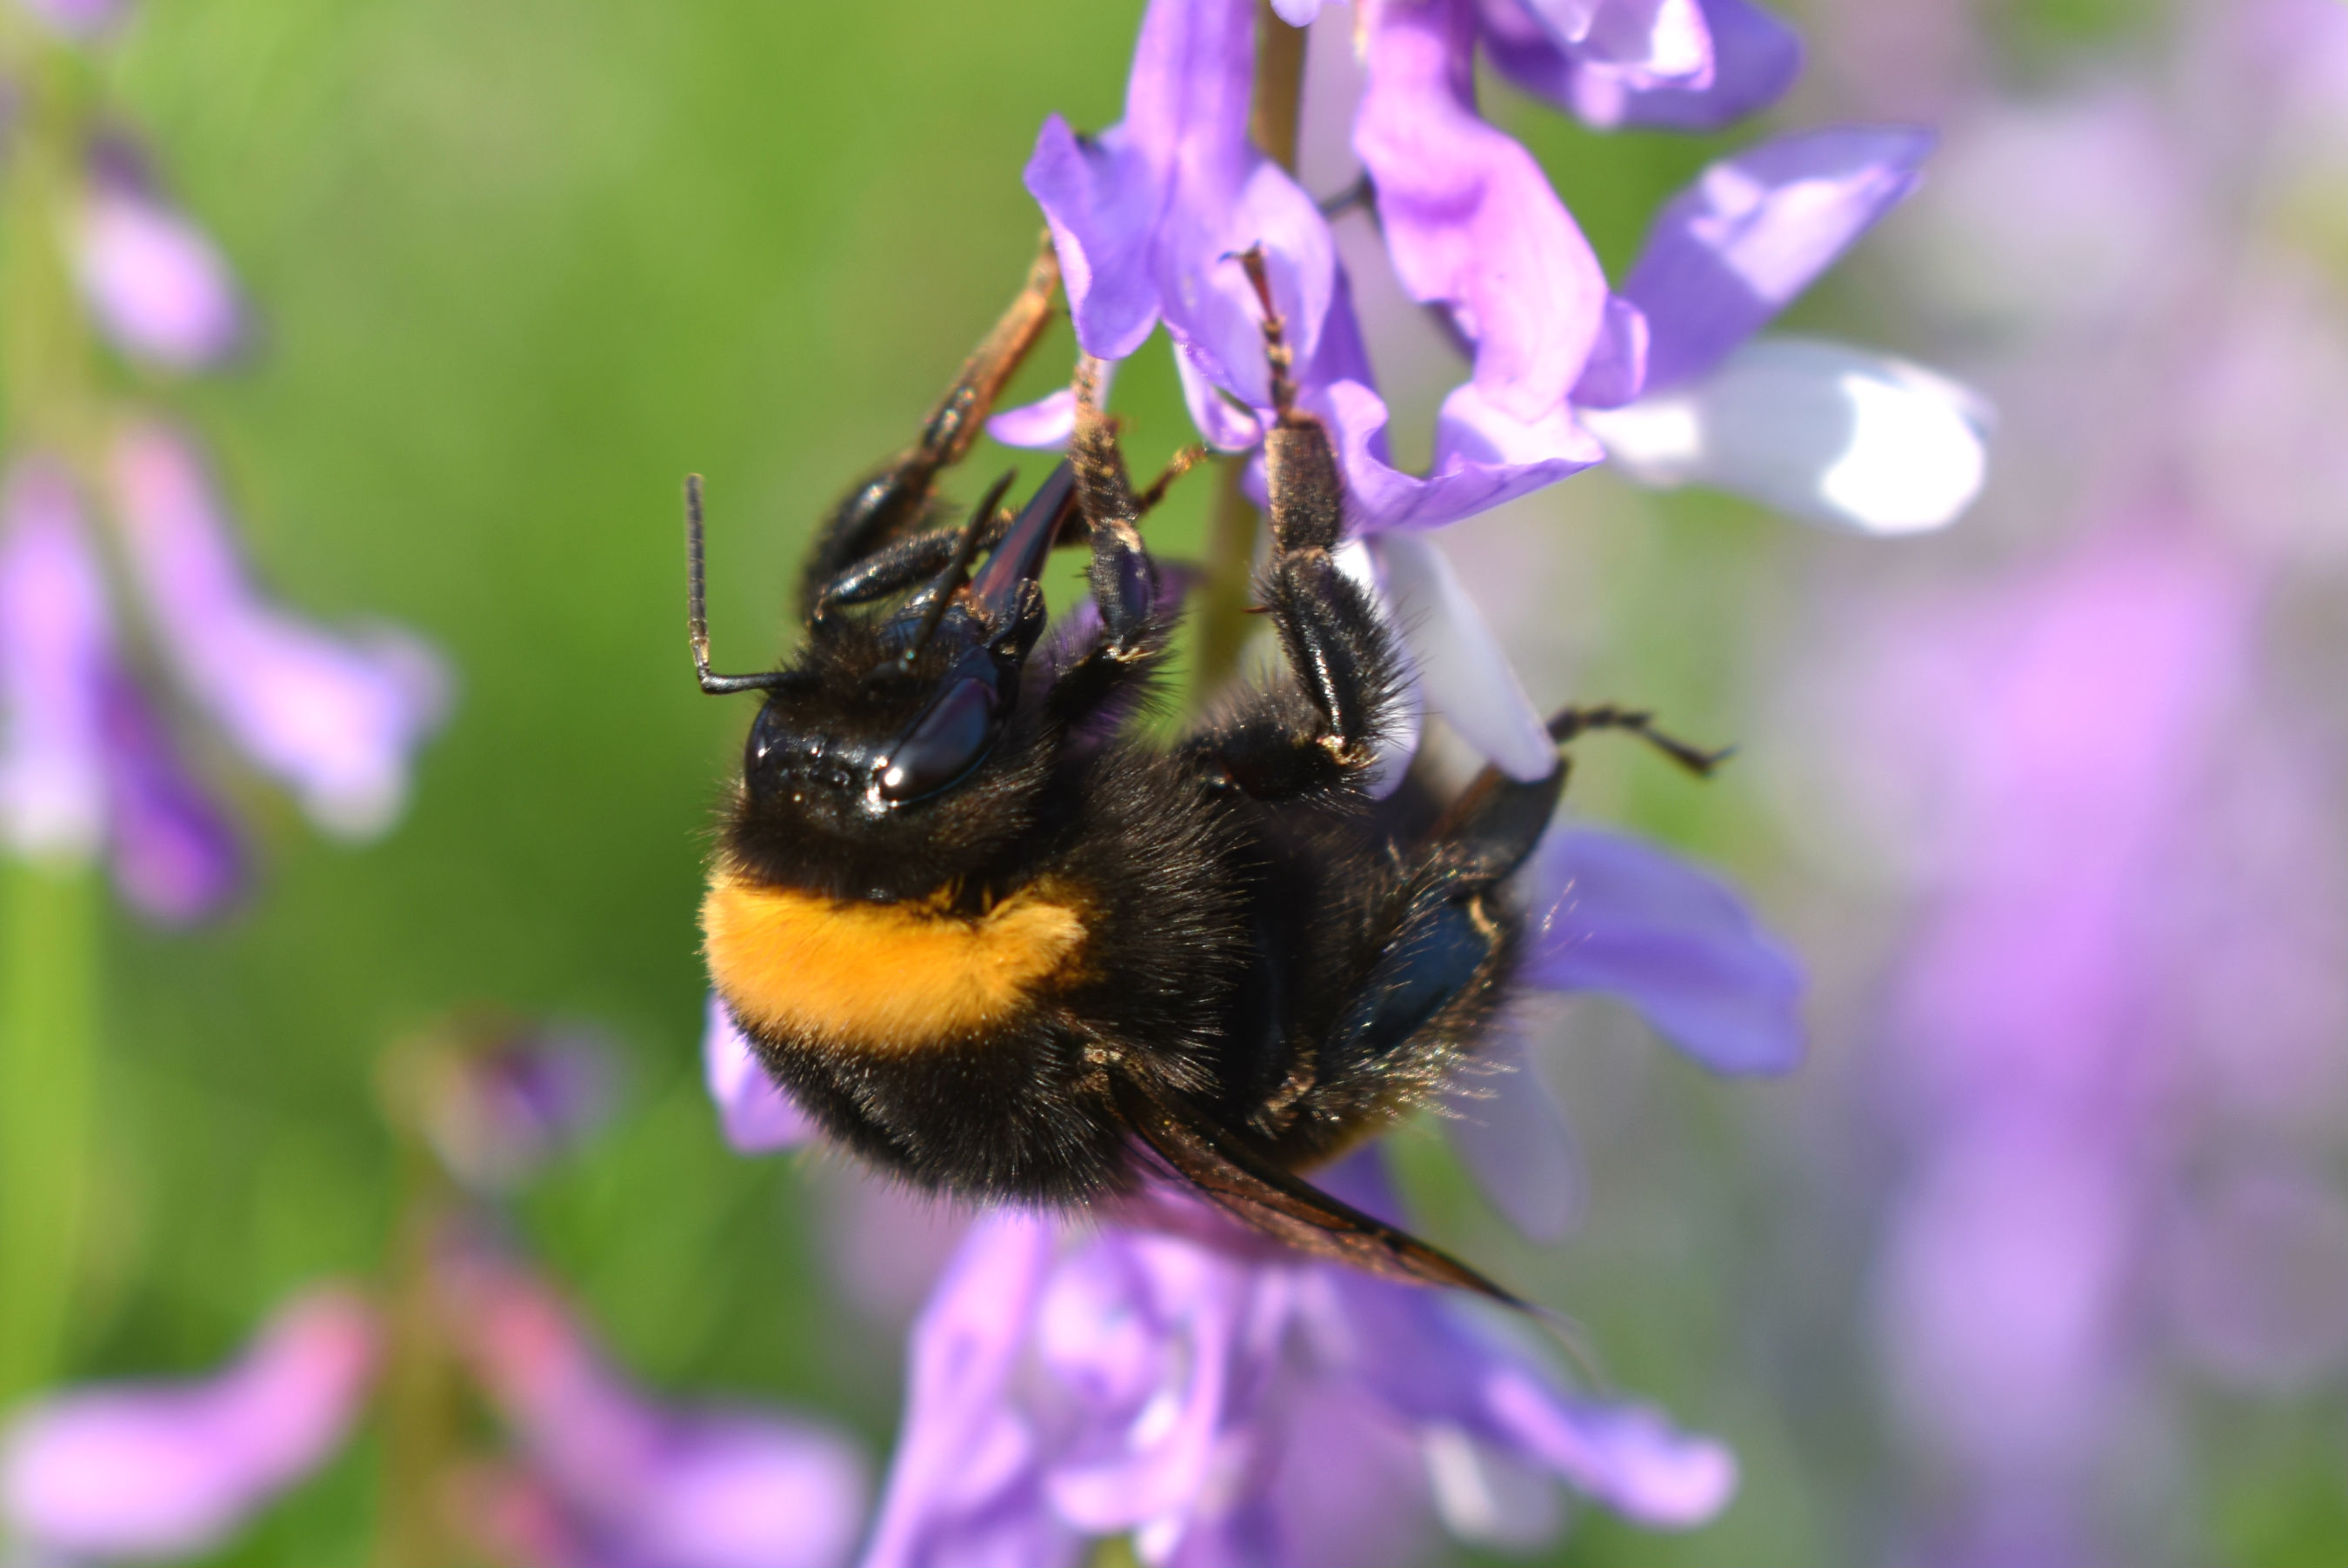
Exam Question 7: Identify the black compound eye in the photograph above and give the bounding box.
[744,701,792,778]
[877,677,999,804]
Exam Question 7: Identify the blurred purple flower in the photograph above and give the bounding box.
[17,0,132,42]
[110,423,449,839]
[421,1024,617,1192]
[0,459,240,921]
[74,147,244,370]
[1871,537,2260,1561]
[862,1162,1732,1568]
[443,1241,869,1568]
[704,992,817,1154]
[0,1286,378,1563]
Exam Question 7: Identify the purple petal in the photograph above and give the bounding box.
[1522,826,1804,1074]
[862,1212,1080,1568]
[1230,272,1599,534]
[987,389,1078,450]
[445,1245,868,1568]
[75,183,244,370]
[1027,0,1334,386]
[109,424,450,839]
[97,664,243,923]
[1041,1236,1249,1534]
[1439,1023,1585,1242]
[1522,0,1714,84]
[1159,158,1336,412]
[1026,117,1166,363]
[1175,343,1265,451]
[1327,1271,1737,1528]
[1567,296,1651,410]
[1270,0,1321,23]
[1367,531,1553,780]
[0,462,111,861]
[1626,125,1934,391]
[1310,375,1598,533]
[1356,0,1609,429]
[1252,1380,1435,1568]
[704,993,817,1153]
[1,1287,378,1560]
[1476,1381,1737,1527]
[1483,0,1800,132]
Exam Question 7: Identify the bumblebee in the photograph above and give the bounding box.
[691,240,1714,1304]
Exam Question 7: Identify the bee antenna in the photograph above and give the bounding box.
[685,474,793,695]
[902,468,1017,666]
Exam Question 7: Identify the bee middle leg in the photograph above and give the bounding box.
[797,233,1061,617]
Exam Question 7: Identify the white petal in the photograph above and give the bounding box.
[1370,532,1554,782]
[1581,337,1991,536]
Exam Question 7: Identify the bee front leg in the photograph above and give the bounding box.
[1067,357,1164,658]
[797,234,1061,617]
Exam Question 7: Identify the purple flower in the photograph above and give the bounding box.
[418,1024,618,1192]
[1016,0,1609,531]
[442,1241,869,1568]
[109,424,449,839]
[861,1164,1733,1568]
[74,147,244,370]
[0,459,241,921]
[1866,537,2268,1560]
[0,1286,379,1562]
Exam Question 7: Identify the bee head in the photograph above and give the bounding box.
[719,468,1077,899]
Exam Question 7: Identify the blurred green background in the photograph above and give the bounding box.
[18,1,2302,1565]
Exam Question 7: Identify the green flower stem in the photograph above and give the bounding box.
[0,861,101,1411]
[0,25,110,1414]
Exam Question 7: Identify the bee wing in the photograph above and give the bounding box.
[1110,1075,1530,1310]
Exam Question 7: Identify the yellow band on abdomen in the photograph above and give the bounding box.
[702,874,1089,1051]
